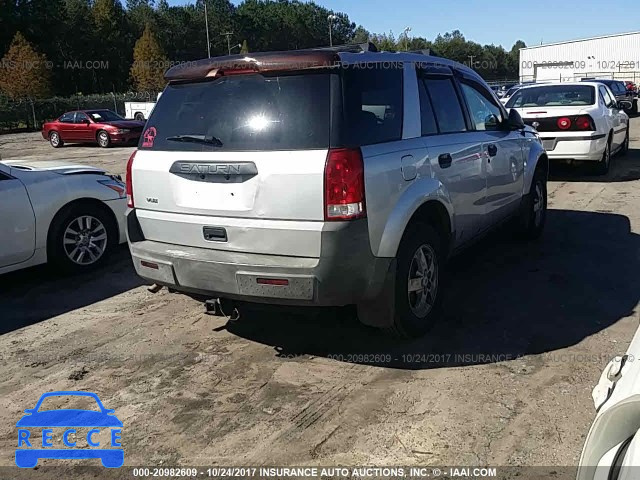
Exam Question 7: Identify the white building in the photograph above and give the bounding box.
[520,31,640,83]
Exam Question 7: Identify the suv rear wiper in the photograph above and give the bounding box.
[166,135,223,147]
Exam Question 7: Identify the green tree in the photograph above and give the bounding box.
[0,31,51,127]
[351,25,370,44]
[93,0,132,91]
[371,31,397,52]
[130,24,167,92]
[507,40,526,79]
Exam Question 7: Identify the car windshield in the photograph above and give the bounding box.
[87,110,124,122]
[506,85,595,108]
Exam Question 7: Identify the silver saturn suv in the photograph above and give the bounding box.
[125,43,548,337]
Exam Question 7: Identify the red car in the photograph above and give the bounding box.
[42,110,145,148]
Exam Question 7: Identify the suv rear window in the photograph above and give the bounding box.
[506,85,595,108]
[143,72,332,151]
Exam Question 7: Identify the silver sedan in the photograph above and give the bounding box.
[0,159,126,274]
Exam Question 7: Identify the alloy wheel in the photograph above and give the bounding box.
[98,132,109,147]
[407,244,439,318]
[63,215,108,265]
[533,180,545,228]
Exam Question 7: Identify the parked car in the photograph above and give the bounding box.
[499,82,543,105]
[42,110,145,148]
[0,158,126,274]
[624,80,637,93]
[125,45,548,338]
[577,325,640,480]
[495,83,517,98]
[581,78,637,114]
[506,82,630,174]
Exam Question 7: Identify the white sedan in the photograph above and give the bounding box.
[505,82,630,174]
[0,159,126,274]
[578,325,640,480]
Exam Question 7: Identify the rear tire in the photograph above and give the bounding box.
[134,112,145,121]
[97,130,111,148]
[47,203,117,272]
[389,223,444,338]
[49,131,63,148]
[595,138,611,175]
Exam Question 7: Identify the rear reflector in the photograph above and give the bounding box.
[324,148,366,221]
[257,278,289,286]
[140,260,159,270]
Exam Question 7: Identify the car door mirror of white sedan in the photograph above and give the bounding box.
[617,100,632,111]
[593,355,629,411]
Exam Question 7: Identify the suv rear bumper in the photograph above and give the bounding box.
[127,211,393,306]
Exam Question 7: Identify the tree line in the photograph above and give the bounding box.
[0,0,525,99]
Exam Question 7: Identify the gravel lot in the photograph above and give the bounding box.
[1,124,640,473]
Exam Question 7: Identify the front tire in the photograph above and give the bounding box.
[49,131,63,148]
[48,203,117,272]
[390,223,444,338]
[97,130,111,148]
[517,166,547,240]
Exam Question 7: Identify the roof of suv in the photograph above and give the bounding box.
[164,44,483,85]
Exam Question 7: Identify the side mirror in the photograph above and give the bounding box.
[617,100,632,111]
[508,108,525,130]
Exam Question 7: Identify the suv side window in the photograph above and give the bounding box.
[417,80,438,135]
[342,66,403,146]
[421,76,467,133]
[59,112,75,123]
[459,82,503,131]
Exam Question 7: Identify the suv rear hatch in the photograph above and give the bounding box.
[131,70,338,258]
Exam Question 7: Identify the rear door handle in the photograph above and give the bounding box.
[487,144,498,157]
[438,153,452,168]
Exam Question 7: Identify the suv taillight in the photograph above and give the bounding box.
[324,148,366,221]
[126,150,136,208]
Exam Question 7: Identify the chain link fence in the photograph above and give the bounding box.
[0,92,157,133]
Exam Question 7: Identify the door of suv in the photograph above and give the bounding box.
[418,68,486,246]
[458,78,524,224]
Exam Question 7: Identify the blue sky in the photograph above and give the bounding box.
[167,0,638,49]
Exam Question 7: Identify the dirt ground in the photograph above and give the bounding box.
[1,123,639,474]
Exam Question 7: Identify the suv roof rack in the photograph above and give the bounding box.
[311,42,378,53]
